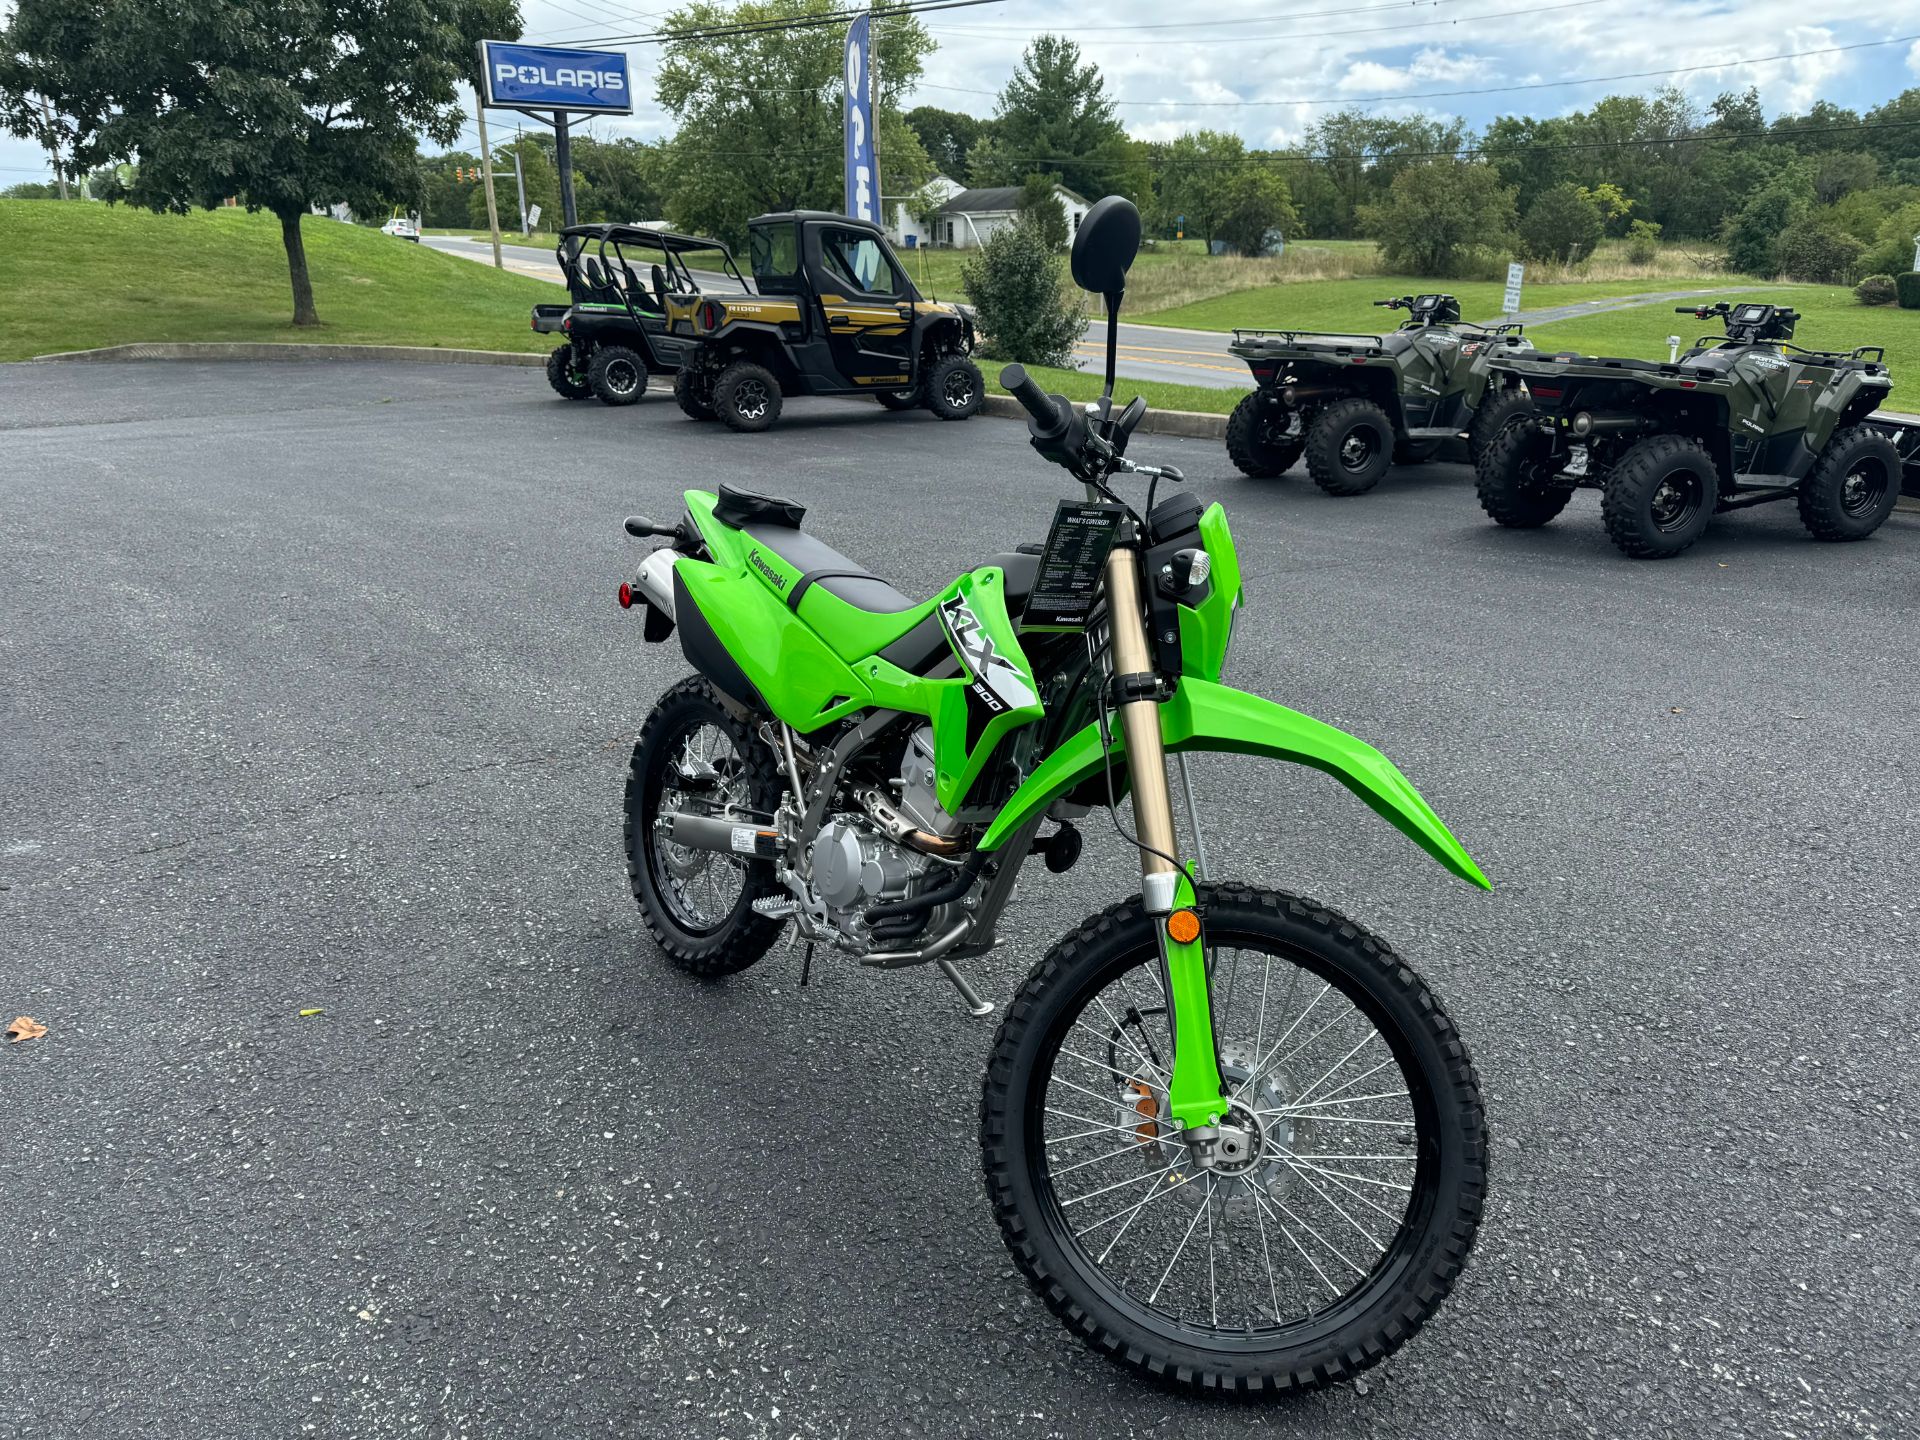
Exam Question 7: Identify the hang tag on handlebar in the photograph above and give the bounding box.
[1023,501,1126,631]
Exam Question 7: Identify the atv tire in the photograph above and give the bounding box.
[674,365,718,421]
[1305,397,1395,496]
[588,345,647,406]
[1474,416,1573,529]
[714,360,783,433]
[876,387,922,411]
[1225,392,1305,477]
[1797,424,1901,541]
[546,346,591,400]
[926,355,984,420]
[1467,389,1534,465]
[1601,433,1718,559]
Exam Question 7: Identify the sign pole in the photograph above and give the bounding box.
[555,113,578,228]
[512,125,529,235]
[473,91,504,269]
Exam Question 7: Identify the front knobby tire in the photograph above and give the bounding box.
[1601,433,1718,559]
[981,885,1487,1395]
[1474,416,1573,529]
[1225,392,1305,478]
[1797,424,1901,541]
[625,677,787,976]
[1305,398,1395,496]
[546,346,591,400]
[1466,388,1534,466]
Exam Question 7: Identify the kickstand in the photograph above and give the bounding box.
[799,941,814,988]
[937,959,994,1019]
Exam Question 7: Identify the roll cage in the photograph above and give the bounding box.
[556,223,750,322]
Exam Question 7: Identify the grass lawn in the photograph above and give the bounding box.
[0,201,566,362]
[1518,286,1918,398]
[1001,362,1241,417]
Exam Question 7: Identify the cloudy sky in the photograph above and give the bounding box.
[3,0,1918,185]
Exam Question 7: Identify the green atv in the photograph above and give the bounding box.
[665,210,983,433]
[1473,302,1901,558]
[534,224,749,406]
[1225,293,1536,494]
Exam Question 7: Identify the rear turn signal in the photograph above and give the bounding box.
[1167,909,1201,944]
[618,582,634,609]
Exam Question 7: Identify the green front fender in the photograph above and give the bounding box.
[980,678,1490,889]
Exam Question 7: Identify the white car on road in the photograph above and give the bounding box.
[381,216,421,242]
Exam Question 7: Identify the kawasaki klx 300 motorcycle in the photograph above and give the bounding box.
[616,196,1490,1394]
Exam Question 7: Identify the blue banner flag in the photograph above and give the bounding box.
[478,41,633,115]
[843,16,876,223]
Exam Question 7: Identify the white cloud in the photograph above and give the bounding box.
[1408,49,1492,85]
[1907,39,1920,78]
[1337,61,1416,96]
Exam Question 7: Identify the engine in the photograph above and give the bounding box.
[803,725,960,946]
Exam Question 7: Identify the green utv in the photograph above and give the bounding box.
[1473,302,1902,559]
[614,198,1491,1394]
[1225,293,1536,494]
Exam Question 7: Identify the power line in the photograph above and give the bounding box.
[529,0,1009,49]
[906,32,1920,108]
[923,0,1619,43]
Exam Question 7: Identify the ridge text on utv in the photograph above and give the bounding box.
[1472,301,1901,558]
[669,210,985,433]
[1225,292,1536,493]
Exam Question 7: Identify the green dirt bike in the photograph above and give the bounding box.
[615,197,1491,1394]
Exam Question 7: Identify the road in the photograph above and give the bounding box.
[3,361,1917,1439]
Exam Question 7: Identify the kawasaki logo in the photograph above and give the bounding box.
[748,550,787,588]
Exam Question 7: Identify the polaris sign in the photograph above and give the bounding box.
[478,41,632,115]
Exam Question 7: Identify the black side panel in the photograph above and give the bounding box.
[878,613,953,675]
[674,569,761,710]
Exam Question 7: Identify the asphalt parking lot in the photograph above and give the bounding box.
[3,360,1916,1440]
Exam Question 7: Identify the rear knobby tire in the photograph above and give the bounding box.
[1601,433,1717,559]
[1225,392,1305,478]
[588,345,648,406]
[625,677,787,977]
[1474,416,1573,529]
[714,360,783,432]
[546,345,591,400]
[674,364,718,421]
[876,386,922,411]
[1796,424,1901,541]
[926,355,984,420]
[981,884,1487,1395]
[1305,398,1395,496]
[1466,388,1534,466]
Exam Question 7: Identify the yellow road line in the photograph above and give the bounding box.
[1074,346,1245,376]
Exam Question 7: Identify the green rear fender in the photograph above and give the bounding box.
[980,678,1490,890]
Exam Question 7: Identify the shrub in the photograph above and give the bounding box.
[1360,158,1515,277]
[1625,219,1662,265]
[1898,272,1920,310]
[1858,202,1920,278]
[1854,274,1898,306]
[960,214,1087,366]
[1518,183,1604,263]
[1722,183,1807,276]
[1772,222,1862,285]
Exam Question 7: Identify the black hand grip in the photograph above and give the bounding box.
[1673,306,1704,315]
[625,515,674,537]
[999,363,1071,438]
[1372,299,1397,307]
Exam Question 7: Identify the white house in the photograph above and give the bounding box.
[884,174,963,250]
[887,180,1091,250]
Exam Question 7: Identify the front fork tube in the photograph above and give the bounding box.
[1103,543,1227,1133]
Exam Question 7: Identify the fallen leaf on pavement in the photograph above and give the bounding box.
[6,1016,48,1043]
[298,1008,324,1018]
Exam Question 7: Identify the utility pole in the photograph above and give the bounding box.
[473,91,504,269]
[38,96,68,201]
[512,125,528,236]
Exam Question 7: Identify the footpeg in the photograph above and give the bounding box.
[752,895,798,917]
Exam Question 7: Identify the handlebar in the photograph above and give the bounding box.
[997,363,1182,490]
[999,363,1069,436]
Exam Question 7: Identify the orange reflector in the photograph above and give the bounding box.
[1167,909,1200,944]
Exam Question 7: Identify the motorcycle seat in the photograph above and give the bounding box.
[741,522,915,614]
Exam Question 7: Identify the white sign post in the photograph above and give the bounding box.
[1502,262,1525,318]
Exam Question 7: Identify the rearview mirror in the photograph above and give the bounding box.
[1070,196,1141,300]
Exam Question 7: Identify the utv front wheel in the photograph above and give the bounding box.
[1797,425,1901,541]
[714,360,783,432]
[625,677,787,977]
[588,345,647,406]
[926,355,984,420]
[1225,392,1304,478]
[1601,434,1717,559]
[1305,398,1394,496]
[674,365,717,421]
[875,387,922,411]
[1474,417,1572,529]
[982,885,1487,1395]
[546,346,591,400]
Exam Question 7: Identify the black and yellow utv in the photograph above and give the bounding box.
[665,211,984,432]
[534,224,749,406]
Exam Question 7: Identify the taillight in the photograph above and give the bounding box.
[699,301,720,331]
[618,582,634,609]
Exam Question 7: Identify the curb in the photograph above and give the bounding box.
[980,392,1228,441]
[29,342,544,367]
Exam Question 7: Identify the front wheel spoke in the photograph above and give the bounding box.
[1268,1088,1411,1115]
[1277,1159,1389,1251]
[1045,1117,1157,1146]
[1048,1071,1147,1115]
[1289,1028,1382,1109]
[1249,1187,1342,1298]
[1287,1156,1414,1194]
[1059,1159,1183,1210]
[1281,1154,1410,1227]
[1267,1193,1369,1278]
[1047,1140,1161,1179]
[1146,1183,1212,1305]
[1078,1169,1193,1247]
[1043,1105,1146,1136]
[1295,1054,1397,1108]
